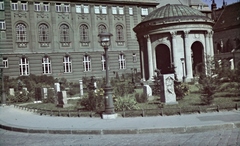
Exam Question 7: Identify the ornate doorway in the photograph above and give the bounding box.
[191,41,204,76]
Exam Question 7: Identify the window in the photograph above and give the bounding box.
[76,5,81,13]
[83,55,91,71]
[119,54,126,69]
[19,57,29,76]
[80,24,89,42]
[39,24,49,42]
[63,4,70,12]
[98,24,106,34]
[116,25,124,41]
[11,2,18,10]
[129,7,133,15]
[141,8,148,16]
[119,7,124,15]
[16,23,27,42]
[21,2,28,11]
[101,55,106,71]
[34,2,41,11]
[42,57,51,74]
[63,56,72,73]
[43,2,49,11]
[3,57,8,68]
[94,5,100,14]
[102,6,107,14]
[0,1,4,10]
[133,53,137,62]
[112,6,117,14]
[83,5,89,13]
[56,3,61,12]
[60,24,70,42]
[0,21,6,30]
[112,6,124,15]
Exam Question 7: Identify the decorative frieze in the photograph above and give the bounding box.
[17,42,27,48]
[114,15,123,21]
[58,14,70,19]
[36,13,49,19]
[78,14,88,20]
[96,15,106,20]
[14,12,27,18]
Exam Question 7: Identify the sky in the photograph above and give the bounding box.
[203,0,240,8]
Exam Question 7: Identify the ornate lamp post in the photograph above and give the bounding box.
[180,58,186,82]
[98,32,116,118]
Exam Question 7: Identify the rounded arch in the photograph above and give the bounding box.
[97,23,108,34]
[191,41,204,76]
[37,21,51,28]
[155,44,172,74]
[58,21,71,28]
[14,21,29,28]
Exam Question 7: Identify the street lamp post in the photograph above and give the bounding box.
[180,58,186,82]
[98,32,116,118]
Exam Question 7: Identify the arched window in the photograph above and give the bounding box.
[60,24,70,42]
[16,23,27,42]
[116,25,124,41]
[19,57,29,76]
[42,56,51,74]
[79,24,89,42]
[98,24,106,34]
[39,24,49,42]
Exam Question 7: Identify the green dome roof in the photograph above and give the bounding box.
[142,4,211,22]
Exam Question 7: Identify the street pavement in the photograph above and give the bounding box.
[0,105,240,135]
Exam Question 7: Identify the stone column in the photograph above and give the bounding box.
[152,44,157,73]
[204,31,210,75]
[146,35,154,80]
[171,31,179,78]
[140,39,146,81]
[184,31,193,80]
[209,31,214,56]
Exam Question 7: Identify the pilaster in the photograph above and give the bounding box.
[184,31,193,80]
[145,35,154,80]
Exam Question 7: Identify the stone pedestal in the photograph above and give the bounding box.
[102,113,118,119]
[143,84,152,98]
[160,74,178,105]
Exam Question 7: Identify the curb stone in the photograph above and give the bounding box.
[1,122,240,135]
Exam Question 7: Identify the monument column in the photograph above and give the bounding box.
[209,31,214,56]
[184,31,193,80]
[204,31,210,75]
[146,35,154,80]
[140,39,146,81]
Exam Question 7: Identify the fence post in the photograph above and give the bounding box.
[78,110,81,117]
[68,110,71,117]
[236,103,238,110]
[122,109,125,117]
[58,110,61,116]
[179,107,181,115]
[198,106,201,114]
[160,108,163,116]
[50,110,53,116]
[217,105,219,112]
[90,111,93,117]
[141,109,145,117]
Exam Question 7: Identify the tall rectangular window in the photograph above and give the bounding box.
[0,21,6,30]
[129,7,133,15]
[83,5,89,13]
[43,2,49,11]
[76,5,81,13]
[119,7,124,15]
[21,2,28,11]
[0,1,4,10]
[63,56,72,73]
[141,8,148,16]
[101,55,106,71]
[42,57,51,74]
[19,57,30,76]
[34,2,41,11]
[83,55,91,71]
[119,54,126,69]
[112,6,117,14]
[102,6,107,14]
[63,4,70,12]
[56,3,61,12]
[11,2,18,10]
[94,5,100,14]
[3,57,8,68]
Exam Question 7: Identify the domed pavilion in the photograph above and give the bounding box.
[133,4,215,82]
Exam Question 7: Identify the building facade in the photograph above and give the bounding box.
[0,0,157,81]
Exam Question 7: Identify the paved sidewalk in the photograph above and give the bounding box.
[0,105,240,135]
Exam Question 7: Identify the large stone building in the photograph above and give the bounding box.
[0,0,157,81]
[133,4,214,81]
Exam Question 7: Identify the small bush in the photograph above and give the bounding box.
[174,82,189,100]
[114,95,139,111]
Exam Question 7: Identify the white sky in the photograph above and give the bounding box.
[203,0,240,8]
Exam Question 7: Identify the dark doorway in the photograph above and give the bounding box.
[191,41,203,75]
[155,44,171,74]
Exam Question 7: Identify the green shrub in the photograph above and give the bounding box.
[43,89,56,103]
[114,95,139,111]
[174,82,189,100]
